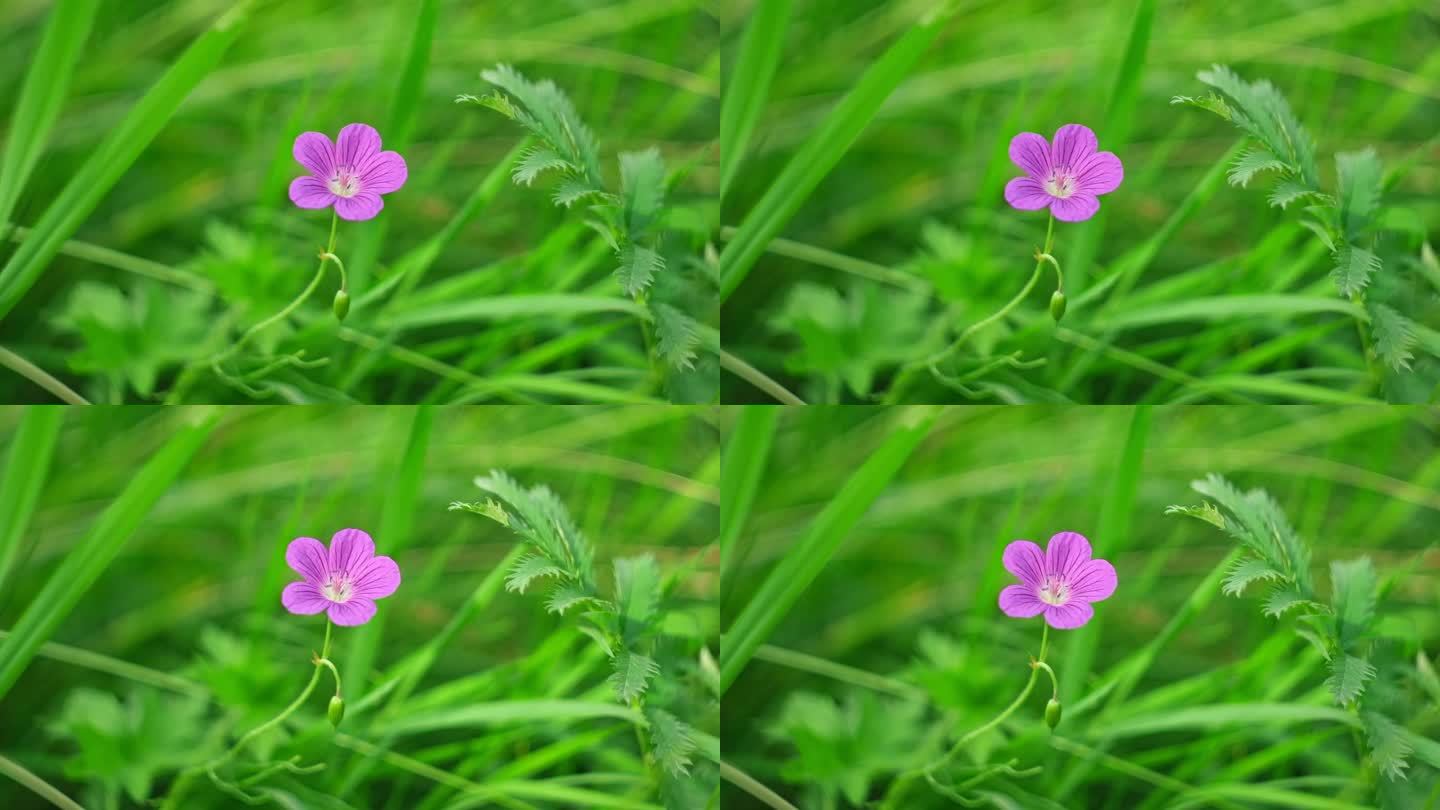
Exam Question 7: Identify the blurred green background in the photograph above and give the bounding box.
[720,0,1440,404]
[0,0,716,404]
[721,405,1440,808]
[0,404,719,808]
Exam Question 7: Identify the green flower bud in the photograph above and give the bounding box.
[328,695,345,727]
[1044,698,1062,730]
[332,289,350,322]
[1049,290,1067,322]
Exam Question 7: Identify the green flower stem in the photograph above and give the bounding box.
[887,212,1056,403]
[879,624,1051,810]
[161,620,337,808]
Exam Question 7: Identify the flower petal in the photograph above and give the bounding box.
[285,537,329,583]
[289,176,336,210]
[1008,132,1051,178]
[282,581,329,614]
[1044,600,1094,630]
[334,193,383,221]
[1050,193,1100,222]
[1002,540,1047,589]
[1050,124,1098,170]
[1004,176,1052,211]
[329,528,375,575]
[335,123,382,170]
[328,597,378,626]
[352,555,401,600]
[1070,558,1117,603]
[293,131,335,178]
[1045,531,1093,580]
[1074,151,1123,196]
[999,584,1045,618]
[359,151,407,195]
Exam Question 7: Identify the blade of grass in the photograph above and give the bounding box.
[0,345,89,405]
[719,0,792,197]
[0,406,65,595]
[0,753,85,810]
[720,407,937,692]
[0,0,100,233]
[719,405,780,585]
[373,700,642,737]
[378,296,651,330]
[718,6,953,300]
[0,410,217,702]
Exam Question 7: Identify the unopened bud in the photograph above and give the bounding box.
[1044,698,1062,730]
[328,695,345,727]
[332,289,350,321]
[1049,290,1067,322]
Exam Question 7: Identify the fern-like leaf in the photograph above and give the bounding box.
[545,584,598,615]
[619,147,666,234]
[513,147,573,186]
[1330,244,1381,298]
[609,649,659,703]
[1368,303,1416,372]
[1262,586,1311,617]
[1164,502,1226,529]
[1330,557,1378,649]
[507,553,564,594]
[1228,147,1285,188]
[1196,65,1318,186]
[1223,557,1285,596]
[1363,711,1412,781]
[614,554,662,644]
[645,706,696,777]
[552,178,606,209]
[1191,474,1311,594]
[1325,655,1377,704]
[1335,148,1383,240]
[616,244,664,298]
[1267,180,1324,210]
[480,64,601,182]
[1170,93,1233,120]
[654,303,700,370]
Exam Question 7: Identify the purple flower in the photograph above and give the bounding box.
[288,123,407,222]
[999,531,1116,629]
[1003,124,1123,222]
[282,528,401,626]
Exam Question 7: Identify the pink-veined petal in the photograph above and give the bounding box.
[1074,151,1123,196]
[1044,600,1094,630]
[293,131,335,178]
[335,123,381,170]
[1050,124,1098,171]
[359,151,407,195]
[1050,193,1100,222]
[289,176,336,210]
[1008,132,1051,178]
[1070,558,1117,603]
[285,536,329,583]
[1045,531,1093,580]
[1002,540,1047,589]
[351,555,401,600]
[329,528,375,575]
[999,584,1046,618]
[1004,176,1052,211]
[334,193,383,221]
[328,597,378,626]
[282,581,329,614]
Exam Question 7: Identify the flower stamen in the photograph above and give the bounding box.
[327,168,362,198]
[1037,575,1070,606]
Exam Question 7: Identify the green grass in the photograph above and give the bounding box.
[720,0,1440,404]
[0,405,718,809]
[0,1,716,404]
[720,406,1440,809]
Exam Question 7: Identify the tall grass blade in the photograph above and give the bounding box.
[719,406,780,585]
[719,0,792,198]
[0,2,253,322]
[720,408,937,692]
[0,411,217,703]
[0,406,64,595]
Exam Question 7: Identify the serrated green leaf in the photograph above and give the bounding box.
[544,583,596,615]
[1262,586,1309,617]
[1367,303,1415,372]
[619,147,666,234]
[1223,557,1284,596]
[1336,148,1383,239]
[1324,654,1377,704]
[616,244,664,298]
[1228,147,1285,188]
[479,64,601,183]
[609,649,658,703]
[552,178,605,208]
[645,707,696,777]
[447,498,509,525]
[506,553,564,594]
[1295,628,1331,661]
[577,625,614,658]
[1196,64,1317,187]
[1190,474,1311,594]
[1330,557,1377,648]
[1170,92,1232,120]
[1267,180,1321,210]
[1330,244,1381,298]
[1163,502,1226,529]
[513,146,572,186]
[614,554,661,643]
[1362,711,1412,780]
[653,303,700,370]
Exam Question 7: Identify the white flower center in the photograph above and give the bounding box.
[322,573,355,603]
[327,167,362,198]
[1043,169,1077,199]
[1038,576,1071,606]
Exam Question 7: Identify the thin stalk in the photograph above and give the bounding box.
[720,348,805,405]
[887,213,1056,403]
[0,345,89,404]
